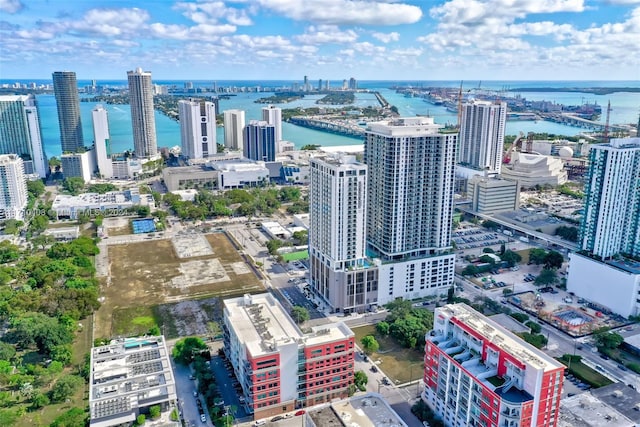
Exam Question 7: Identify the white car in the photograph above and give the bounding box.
[200,414,206,423]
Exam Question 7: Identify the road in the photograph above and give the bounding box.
[455,273,640,388]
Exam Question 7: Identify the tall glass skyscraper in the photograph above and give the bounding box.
[127,68,157,158]
[243,120,275,162]
[52,71,84,153]
[579,138,640,259]
[0,94,48,177]
[458,100,507,175]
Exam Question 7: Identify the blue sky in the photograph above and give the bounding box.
[1,0,639,80]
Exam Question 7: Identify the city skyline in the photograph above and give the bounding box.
[1,1,638,81]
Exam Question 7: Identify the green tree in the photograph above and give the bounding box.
[3,219,24,235]
[50,407,87,427]
[292,230,308,245]
[31,234,55,250]
[360,335,379,355]
[482,220,500,230]
[592,327,624,350]
[48,157,62,169]
[479,254,496,264]
[0,342,16,361]
[301,144,320,150]
[534,268,557,286]
[87,183,117,194]
[544,251,564,269]
[172,337,208,365]
[526,321,542,334]
[137,414,146,425]
[291,306,309,324]
[555,226,579,242]
[28,215,49,234]
[354,370,368,391]
[50,374,82,402]
[30,392,50,410]
[149,405,161,419]
[510,312,529,323]
[137,206,151,217]
[266,239,284,256]
[501,250,522,267]
[26,180,46,198]
[376,321,390,335]
[61,177,86,196]
[482,247,495,253]
[529,248,547,265]
[461,264,479,276]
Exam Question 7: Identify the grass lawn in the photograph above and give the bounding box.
[282,250,309,262]
[352,325,424,385]
[557,358,613,388]
[516,249,531,264]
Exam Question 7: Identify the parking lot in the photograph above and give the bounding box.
[452,227,509,250]
[211,353,249,419]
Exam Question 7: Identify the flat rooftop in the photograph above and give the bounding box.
[224,293,352,357]
[308,393,406,427]
[439,303,564,372]
[606,258,640,275]
[89,336,176,427]
[366,117,444,137]
[52,190,139,208]
[560,389,636,427]
[162,165,215,176]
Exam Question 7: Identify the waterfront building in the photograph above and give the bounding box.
[303,75,309,92]
[223,109,245,151]
[342,79,348,90]
[61,150,95,183]
[348,77,357,90]
[223,293,354,420]
[178,99,217,159]
[309,154,376,311]
[243,120,276,162]
[0,154,28,220]
[424,303,564,427]
[52,71,84,153]
[91,106,113,179]
[317,79,322,91]
[162,165,217,192]
[458,100,507,175]
[127,67,157,158]
[468,176,519,214]
[261,105,282,143]
[89,336,177,427]
[578,138,640,259]
[0,94,48,177]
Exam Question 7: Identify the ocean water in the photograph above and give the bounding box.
[4,80,637,157]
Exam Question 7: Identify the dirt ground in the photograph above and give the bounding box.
[94,232,264,339]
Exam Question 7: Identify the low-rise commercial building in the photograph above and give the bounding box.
[212,159,269,190]
[424,303,564,427]
[560,383,640,427]
[223,293,355,420]
[162,165,217,192]
[89,336,177,427]
[51,188,152,219]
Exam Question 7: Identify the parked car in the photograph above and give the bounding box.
[271,415,284,422]
[295,410,306,416]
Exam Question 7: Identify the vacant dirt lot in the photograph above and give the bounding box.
[95,232,264,338]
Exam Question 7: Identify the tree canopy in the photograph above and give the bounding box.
[291,306,309,324]
[172,337,208,365]
[360,335,379,354]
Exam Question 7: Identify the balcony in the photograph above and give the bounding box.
[486,375,506,388]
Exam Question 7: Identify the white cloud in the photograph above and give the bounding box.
[352,41,386,54]
[257,0,422,25]
[604,0,640,4]
[371,31,399,43]
[430,0,585,24]
[149,23,236,40]
[0,0,23,14]
[295,25,358,44]
[174,1,254,26]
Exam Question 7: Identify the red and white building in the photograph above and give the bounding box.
[423,304,564,427]
[223,293,355,420]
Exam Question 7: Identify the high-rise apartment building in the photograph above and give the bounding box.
[127,68,157,158]
[365,117,457,260]
[458,100,507,175]
[261,105,282,143]
[52,71,84,153]
[178,99,217,159]
[91,106,113,179]
[223,109,245,151]
[0,154,28,220]
[348,77,357,90]
[579,138,640,259]
[243,120,275,162]
[61,151,94,183]
[223,293,354,420]
[424,303,564,427]
[0,94,48,177]
[309,154,376,310]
